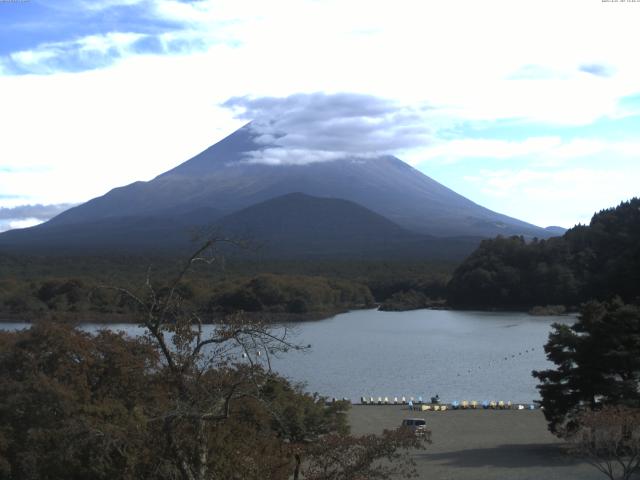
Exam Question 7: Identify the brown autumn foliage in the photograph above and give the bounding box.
[0,322,159,479]
[0,321,427,480]
[0,240,429,480]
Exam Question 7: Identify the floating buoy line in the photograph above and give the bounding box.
[243,348,543,411]
[454,346,539,377]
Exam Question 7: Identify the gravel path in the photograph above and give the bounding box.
[348,405,604,480]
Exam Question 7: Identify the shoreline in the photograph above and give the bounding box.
[0,308,352,325]
[0,305,576,325]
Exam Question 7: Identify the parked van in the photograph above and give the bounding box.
[401,418,428,436]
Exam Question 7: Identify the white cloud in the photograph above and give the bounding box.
[8,32,148,72]
[0,204,74,232]
[465,167,640,228]
[611,141,640,157]
[411,137,640,167]
[10,49,58,66]
[30,0,639,125]
[224,93,432,164]
[77,32,146,54]
[414,137,563,164]
[0,51,246,206]
[241,148,378,166]
[0,218,45,233]
[4,218,43,232]
[1,0,639,229]
[78,0,149,12]
[152,0,222,23]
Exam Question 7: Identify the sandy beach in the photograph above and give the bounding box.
[348,405,604,480]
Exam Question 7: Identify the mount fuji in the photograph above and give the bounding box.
[0,124,556,258]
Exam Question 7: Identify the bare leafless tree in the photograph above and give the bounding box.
[302,428,429,480]
[563,406,640,480]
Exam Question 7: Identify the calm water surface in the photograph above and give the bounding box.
[1,309,573,403]
[271,309,573,403]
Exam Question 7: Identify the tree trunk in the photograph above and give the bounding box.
[196,418,209,480]
[165,417,197,480]
[293,453,302,480]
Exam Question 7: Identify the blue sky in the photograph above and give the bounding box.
[0,0,639,232]
[0,1,176,56]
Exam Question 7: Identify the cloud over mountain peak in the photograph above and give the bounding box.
[223,92,432,165]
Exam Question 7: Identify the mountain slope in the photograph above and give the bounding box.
[0,193,480,260]
[217,193,480,259]
[45,124,550,238]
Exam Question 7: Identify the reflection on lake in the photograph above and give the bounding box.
[1,309,574,403]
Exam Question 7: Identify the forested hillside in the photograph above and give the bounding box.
[448,198,640,309]
[0,271,374,322]
[0,254,454,321]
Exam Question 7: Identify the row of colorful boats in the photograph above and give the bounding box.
[361,396,429,405]
[359,396,537,410]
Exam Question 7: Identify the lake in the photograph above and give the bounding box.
[0,309,574,403]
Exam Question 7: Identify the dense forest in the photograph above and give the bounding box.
[0,272,374,322]
[2,198,638,320]
[0,254,451,322]
[448,198,640,309]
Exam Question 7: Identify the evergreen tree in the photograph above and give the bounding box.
[533,300,640,433]
[448,198,640,309]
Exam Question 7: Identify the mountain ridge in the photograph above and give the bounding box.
[45,124,551,238]
[0,124,558,258]
[217,192,481,260]
[0,192,481,260]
